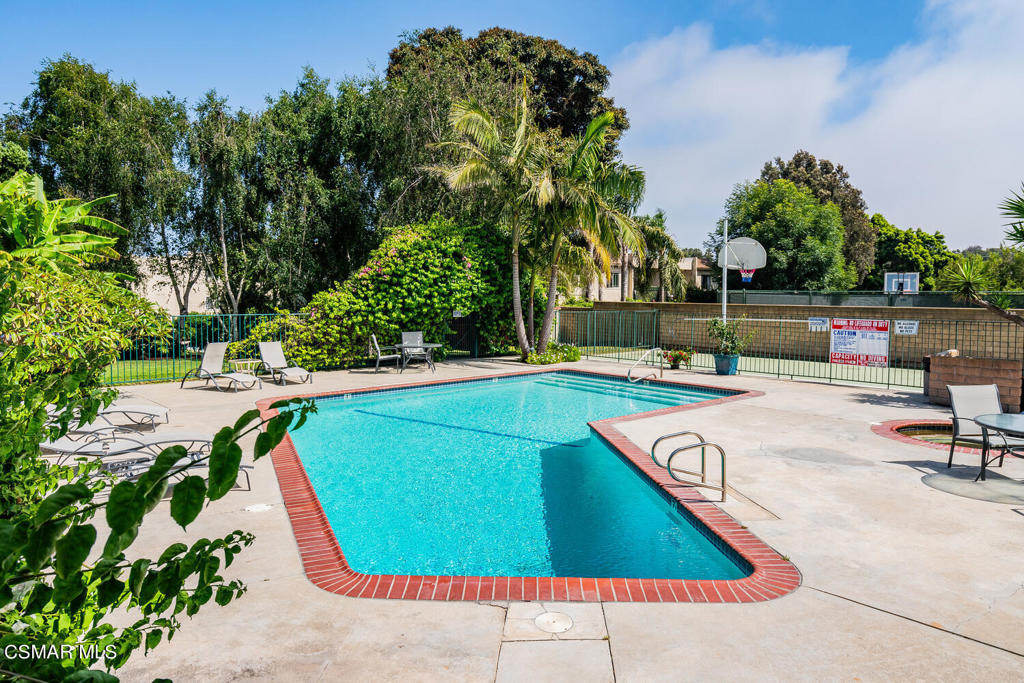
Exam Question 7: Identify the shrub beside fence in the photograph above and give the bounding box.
[556,308,1024,389]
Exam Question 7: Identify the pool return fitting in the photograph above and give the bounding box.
[650,431,727,502]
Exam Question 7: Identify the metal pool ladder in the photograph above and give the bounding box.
[628,347,663,383]
[650,431,727,501]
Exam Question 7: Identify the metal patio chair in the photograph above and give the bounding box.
[370,334,401,373]
[400,331,433,373]
[946,384,1023,473]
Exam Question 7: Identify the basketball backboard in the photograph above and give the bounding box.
[884,272,919,293]
[718,237,767,270]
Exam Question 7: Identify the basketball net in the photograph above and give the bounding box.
[739,268,755,283]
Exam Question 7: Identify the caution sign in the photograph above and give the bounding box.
[830,319,889,367]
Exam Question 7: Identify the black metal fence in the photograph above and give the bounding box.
[556,309,1024,389]
[103,313,300,385]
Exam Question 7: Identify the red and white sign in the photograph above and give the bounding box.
[829,319,889,367]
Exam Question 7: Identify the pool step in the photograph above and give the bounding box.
[542,374,694,403]
[534,378,679,406]
[544,373,707,403]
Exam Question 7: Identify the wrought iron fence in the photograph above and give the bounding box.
[556,309,1024,389]
[103,313,299,386]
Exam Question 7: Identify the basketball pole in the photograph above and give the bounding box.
[721,219,728,322]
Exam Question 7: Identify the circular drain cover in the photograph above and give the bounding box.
[535,612,573,633]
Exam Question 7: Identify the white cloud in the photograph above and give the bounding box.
[609,0,1024,249]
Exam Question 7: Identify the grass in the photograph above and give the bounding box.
[102,358,200,385]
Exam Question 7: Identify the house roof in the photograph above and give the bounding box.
[679,256,712,271]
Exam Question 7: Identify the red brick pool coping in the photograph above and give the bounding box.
[257,368,801,603]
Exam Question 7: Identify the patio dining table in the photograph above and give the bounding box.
[395,342,442,373]
[973,413,1024,481]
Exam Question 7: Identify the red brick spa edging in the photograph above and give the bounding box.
[256,369,800,603]
[872,419,981,455]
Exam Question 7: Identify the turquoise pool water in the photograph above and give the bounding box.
[289,372,749,580]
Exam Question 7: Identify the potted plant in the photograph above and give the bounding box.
[662,348,693,370]
[707,318,755,375]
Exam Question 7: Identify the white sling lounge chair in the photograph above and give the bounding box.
[258,342,311,385]
[180,342,261,392]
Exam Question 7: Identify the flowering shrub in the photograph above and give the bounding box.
[662,348,693,367]
[525,343,582,365]
[263,218,513,369]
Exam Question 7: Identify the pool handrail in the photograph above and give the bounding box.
[651,430,705,467]
[628,347,662,383]
[666,441,727,502]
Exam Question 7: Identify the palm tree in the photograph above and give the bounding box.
[937,183,1024,328]
[533,113,646,352]
[428,96,552,358]
[636,212,687,302]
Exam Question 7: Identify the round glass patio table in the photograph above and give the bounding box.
[973,413,1024,481]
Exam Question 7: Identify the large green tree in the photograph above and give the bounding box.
[375,27,627,227]
[707,179,854,291]
[7,57,189,276]
[761,150,875,284]
[861,213,954,290]
[188,93,264,318]
[255,69,377,308]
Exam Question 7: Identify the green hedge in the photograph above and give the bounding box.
[235,218,514,370]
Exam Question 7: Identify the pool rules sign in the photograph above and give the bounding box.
[829,319,889,367]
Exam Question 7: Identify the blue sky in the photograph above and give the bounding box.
[3,0,1021,248]
[1,1,924,111]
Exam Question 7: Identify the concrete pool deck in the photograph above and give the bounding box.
[114,358,1024,681]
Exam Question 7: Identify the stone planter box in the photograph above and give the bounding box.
[924,354,1022,413]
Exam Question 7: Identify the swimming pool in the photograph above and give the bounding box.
[264,370,801,602]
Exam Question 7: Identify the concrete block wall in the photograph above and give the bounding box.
[926,356,1022,413]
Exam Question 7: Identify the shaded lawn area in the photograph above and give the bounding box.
[102,358,200,385]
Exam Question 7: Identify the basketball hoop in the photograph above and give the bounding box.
[739,268,755,283]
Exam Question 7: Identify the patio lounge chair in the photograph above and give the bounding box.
[370,334,401,373]
[400,331,434,373]
[946,384,1024,473]
[179,342,262,392]
[42,430,215,468]
[99,403,169,428]
[42,431,251,489]
[258,342,312,385]
[46,403,168,429]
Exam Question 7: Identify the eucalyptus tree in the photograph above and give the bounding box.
[256,69,376,308]
[188,93,264,320]
[429,96,553,358]
[10,57,183,276]
[533,112,646,352]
